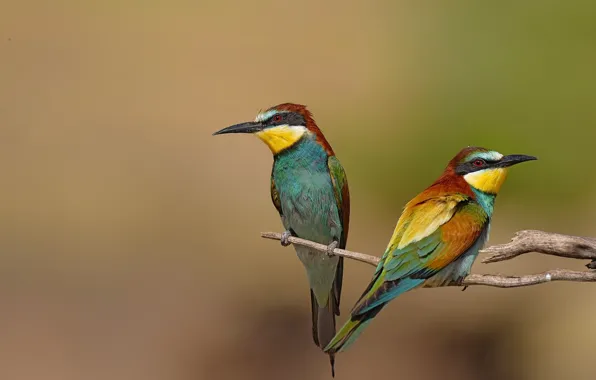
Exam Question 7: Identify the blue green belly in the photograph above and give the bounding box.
[272,138,342,306]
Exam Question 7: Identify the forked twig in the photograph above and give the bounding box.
[261,230,596,288]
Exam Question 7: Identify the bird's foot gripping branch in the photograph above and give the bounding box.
[261,230,596,288]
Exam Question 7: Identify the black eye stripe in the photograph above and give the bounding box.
[455,158,501,175]
[266,112,306,127]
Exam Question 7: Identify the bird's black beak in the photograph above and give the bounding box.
[497,154,538,167]
[212,121,264,136]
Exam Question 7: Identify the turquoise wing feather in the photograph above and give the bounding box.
[327,155,350,314]
[352,196,488,316]
[325,194,489,354]
[270,173,283,216]
[327,155,350,248]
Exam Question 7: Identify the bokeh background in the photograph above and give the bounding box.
[1,1,595,379]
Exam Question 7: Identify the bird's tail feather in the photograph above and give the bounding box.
[310,290,338,376]
[325,277,425,355]
[323,305,383,355]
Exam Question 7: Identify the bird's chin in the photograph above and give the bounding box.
[463,168,508,194]
[255,125,307,154]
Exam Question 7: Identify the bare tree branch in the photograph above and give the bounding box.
[260,230,596,289]
[261,232,380,266]
[460,270,596,288]
[480,230,596,263]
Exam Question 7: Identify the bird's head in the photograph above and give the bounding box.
[449,147,537,194]
[213,103,334,155]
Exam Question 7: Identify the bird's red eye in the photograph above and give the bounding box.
[273,115,283,122]
[473,159,485,167]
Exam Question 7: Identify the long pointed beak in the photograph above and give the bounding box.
[498,154,538,167]
[212,121,263,136]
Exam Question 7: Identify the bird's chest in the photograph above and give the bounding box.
[273,164,340,244]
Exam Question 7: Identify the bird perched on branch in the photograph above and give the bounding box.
[213,103,350,376]
[324,147,536,358]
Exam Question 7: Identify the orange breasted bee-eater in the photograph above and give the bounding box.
[213,103,350,375]
[324,146,536,358]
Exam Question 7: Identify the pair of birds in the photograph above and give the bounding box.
[213,103,536,376]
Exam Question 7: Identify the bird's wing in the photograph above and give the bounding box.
[327,155,351,315]
[352,194,487,315]
[270,172,283,216]
[327,156,350,249]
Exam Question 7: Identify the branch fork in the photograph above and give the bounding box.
[261,230,596,288]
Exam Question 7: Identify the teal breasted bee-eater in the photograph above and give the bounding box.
[324,146,536,358]
[213,103,350,375]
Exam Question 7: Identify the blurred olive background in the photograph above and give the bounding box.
[1,1,595,379]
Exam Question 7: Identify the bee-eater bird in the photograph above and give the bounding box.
[324,146,536,356]
[213,103,350,376]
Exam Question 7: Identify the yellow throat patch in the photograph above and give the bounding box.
[255,125,307,154]
[464,168,508,194]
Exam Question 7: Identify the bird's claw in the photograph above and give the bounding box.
[326,241,338,257]
[587,260,596,270]
[280,231,292,247]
